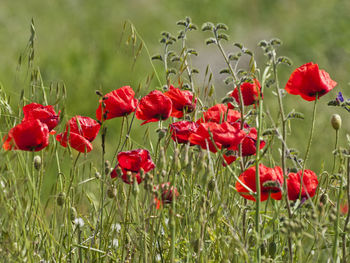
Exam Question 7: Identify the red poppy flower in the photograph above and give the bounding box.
[56,116,100,153]
[169,121,199,144]
[285,62,337,101]
[22,103,60,131]
[230,79,262,106]
[197,104,241,124]
[222,153,237,166]
[96,86,138,121]
[111,149,155,184]
[154,182,179,209]
[241,127,266,156]
[135,90,172,125]
[3,119,49,151]
[164,85,196,118]
[287,169,318,200]
[235,164,283,202]
[189,122,245,153]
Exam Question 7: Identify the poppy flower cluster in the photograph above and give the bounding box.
[3,103,60,151]
[235,164,318,202]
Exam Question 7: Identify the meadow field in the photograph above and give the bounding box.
[1,0,350,262]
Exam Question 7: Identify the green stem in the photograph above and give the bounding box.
[272,50,293,262]
[343,153,350,263]
[333,176,343,261]
[299,96,318,200]
[121,186,132,261]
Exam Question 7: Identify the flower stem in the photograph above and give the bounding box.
[272,50,293,262]
[299,96,318,200]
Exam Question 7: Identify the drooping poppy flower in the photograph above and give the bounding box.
[285,62,337,101]
[56,116,100,153]
[169,121,199,144]
[235,164,283,202]
[197,104,241,124]
[241,126,266,156]
[189,122,245,153]
[230,79,262,106]
[164,85,196,118]
[96,86,138,121]
[22,103,60,131]
[154,182,179,209]
[135,90,172,125]
[111,149,155,184]
[287,169,318,200]
[3,119,49,151]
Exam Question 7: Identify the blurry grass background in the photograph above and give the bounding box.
[1,0,350,174]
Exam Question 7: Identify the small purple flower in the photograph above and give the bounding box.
[337,92,344,103]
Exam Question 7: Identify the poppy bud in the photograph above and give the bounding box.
[268,241,277,258]
[107,187,117,199]
[105,160,111,175]
[115,167,123,177]
[139,168,145,180]
[95,90,103,97]
[320,193,328,205]
[331,114,341,130]
[157,128,167,140]
[95,171,101,179]
[70,207,77,221]
[57,192,65,206]
[208,178,215,192]
[33,155,42,171]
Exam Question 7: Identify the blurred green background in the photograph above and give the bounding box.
[1,0,350,173]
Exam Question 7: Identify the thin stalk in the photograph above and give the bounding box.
[272,50,293,262]
[333,176,343,261]
[331,129,339,174]
[254,64,267,262]
[99,124,106,249]
[121,186,132,261]
[343,153,350,263]
[299,96,318,201]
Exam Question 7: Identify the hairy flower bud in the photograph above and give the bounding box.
[33,155,42,171]
[331,114,341,130]
[57,192,65,206]
[107,187,117,199]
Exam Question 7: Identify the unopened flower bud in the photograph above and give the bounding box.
[107,187,117,199]
[70,207,77,221]
[331,114,342,130]
[157,128,167,140]
[208,178,215,192]
[115,167,123,177]
[95,171,101,179]
[268,241,277,258]
[57,192,66,206]
[105,160,111,175]
[33,155,42,171]
[95,90,103,97]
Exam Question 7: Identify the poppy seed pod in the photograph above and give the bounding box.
[331,114,341,130]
